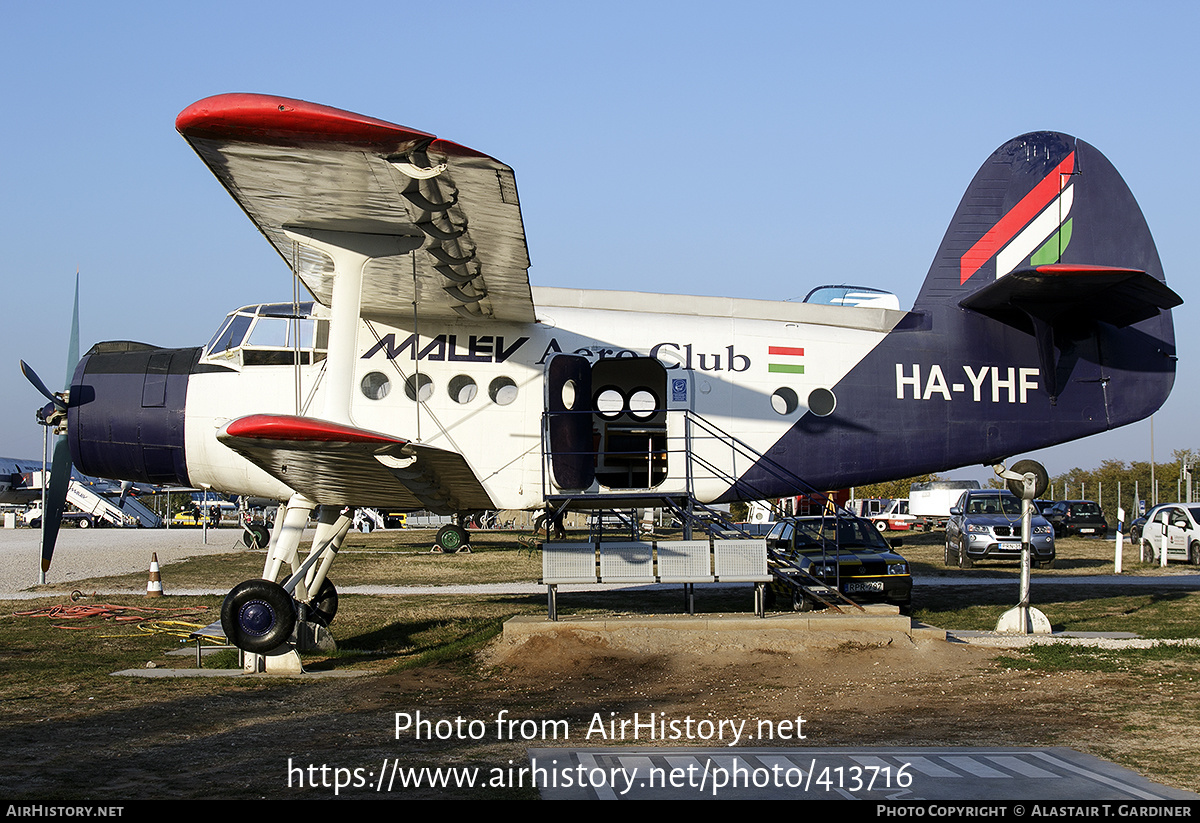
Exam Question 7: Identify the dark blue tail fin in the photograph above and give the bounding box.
[915,132,1179,400]
[916,133,1173,307]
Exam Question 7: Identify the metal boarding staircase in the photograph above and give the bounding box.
[29,471,163,528]
[540,408,867,612]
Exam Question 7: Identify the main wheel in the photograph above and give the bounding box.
[435,524,469,553]
[1006,459,1049,499]
[242,524,271,549]
[958,537,974,569]
[307,578,339,627]
[221,579,296,653]
[792,590,813,612]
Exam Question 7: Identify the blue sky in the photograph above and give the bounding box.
[2,1,1197,486]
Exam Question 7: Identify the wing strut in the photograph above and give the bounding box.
[282,227,421,424]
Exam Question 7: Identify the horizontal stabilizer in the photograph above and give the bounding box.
[959,265,1182,401]
[218,414,493,513]
[959,265,1182,328]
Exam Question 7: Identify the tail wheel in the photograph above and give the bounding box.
[435,524,469,553]
[308,578,339,627]
[221,579,296,653]
[1006,459,1049,499]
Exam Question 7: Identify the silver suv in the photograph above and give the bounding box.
[945,489,1056,569]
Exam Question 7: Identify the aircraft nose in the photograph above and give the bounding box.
[67,343,202,486]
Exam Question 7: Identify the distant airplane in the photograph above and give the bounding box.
[0,457,46,505]
[23,94,1181,652]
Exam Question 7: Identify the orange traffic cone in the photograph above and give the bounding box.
[146,552,163,597]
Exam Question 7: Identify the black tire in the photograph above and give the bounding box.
[958,537,974,569]
[435,524,469,553]
[221,579,296,654]
[944,538,955,566]
[1191,542,1200,566]
[242,524,271,549]
[1037,559,1055,570]
[874,520,888,533]
[1141,539,1156,564]
[1006,459,1049,499]
[792,590,813,612]
[28,518,41,529]
[898,599,913,616]
[763,586,777,610]
[78,517,91,529]
[307,578,339,627]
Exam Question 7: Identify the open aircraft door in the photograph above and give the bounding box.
[545,354,595,491]
[546,355,688,492]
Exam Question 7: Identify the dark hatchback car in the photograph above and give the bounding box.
[765,515,912,613]
[1042,500,1108,538]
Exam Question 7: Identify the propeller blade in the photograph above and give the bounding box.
[37,273,83,577]
[41,436,71,573]
[65,274,80,387]
[20,360,64,410]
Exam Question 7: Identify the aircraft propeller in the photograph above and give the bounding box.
[20,275,80,582]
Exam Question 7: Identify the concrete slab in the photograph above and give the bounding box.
[502,607,944,655]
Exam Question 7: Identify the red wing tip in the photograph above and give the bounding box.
[223,414,408,447]
[175,93,436,151]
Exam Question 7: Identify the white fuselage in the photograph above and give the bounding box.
[182,287,906,510]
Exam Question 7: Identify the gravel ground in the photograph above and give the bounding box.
[0,525,250,597]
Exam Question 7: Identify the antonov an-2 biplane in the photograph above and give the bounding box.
[25,94,1181,652]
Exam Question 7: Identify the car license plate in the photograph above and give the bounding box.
[844,581,884,593]
[1080,528,1095,533]
[999,541,1021,551]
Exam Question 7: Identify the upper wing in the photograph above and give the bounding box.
[176,93,534,323]
[217,414,494,514]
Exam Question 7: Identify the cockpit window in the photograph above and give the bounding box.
[206,313,253,355]
[204,302,327,365]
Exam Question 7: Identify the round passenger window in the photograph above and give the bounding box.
[489,376,518,406]
[449,375,477,404]
[404,373,434,402]
[595,387,624,419]
[361,371,391,401]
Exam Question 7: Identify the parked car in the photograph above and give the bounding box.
[172,510,218,527]
[945,489,1056,569]
[1042,500,1108,538]
[765,515,912,613]
[1138,503,1200,565]
[1129,514,1148,542]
